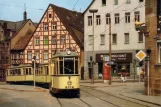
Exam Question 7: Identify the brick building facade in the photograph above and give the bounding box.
[145,0,161,95]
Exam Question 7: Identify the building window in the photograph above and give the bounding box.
[138,32,143,42]
[96,15,101,25]
[44,24,48,31]
[102,0,106,6]
[126,0,131,4]
[52,36,57,45]
[88,16,92,26]
[35,38,40,45]
[139,0,144,2]
[106,14,111,24]
[112,34,117,44]
[134,11,140,22]
[27,51,32,60]
[125,12,130,23]
[35,51,39,60]
[52,22,57,30]
[88,35,93,45]
[115,13,120,24]
[158,42,161,63]
[124,33,129,44]
[100,34,105,45]
[44,51,48,60]
[114,0,118,5]
[49,14,52,18]
[44,36,48,45]
[60,35,66,44]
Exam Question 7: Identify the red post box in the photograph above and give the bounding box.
[103,62,110,80]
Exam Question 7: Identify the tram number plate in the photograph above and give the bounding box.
[65,86,74,89]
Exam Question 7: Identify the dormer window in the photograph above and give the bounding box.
[102,0,106,6]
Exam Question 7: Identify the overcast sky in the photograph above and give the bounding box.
[0,0,92,22]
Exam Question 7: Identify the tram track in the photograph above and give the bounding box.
[81,86,158,107]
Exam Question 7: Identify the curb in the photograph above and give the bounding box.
[119,94,161,106]
[80,83,127,87]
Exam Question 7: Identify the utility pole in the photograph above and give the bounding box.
[89,9,98,84]
[109,14,112,85]
[32,56,36,89]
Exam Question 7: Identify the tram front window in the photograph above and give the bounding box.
[64,57,74,74]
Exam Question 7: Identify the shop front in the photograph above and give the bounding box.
[96,53,132,78]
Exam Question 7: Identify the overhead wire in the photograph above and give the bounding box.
[84,1,127,37]
[84,2,145,44]
[72,0,79,10]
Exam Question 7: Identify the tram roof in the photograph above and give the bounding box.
[52,51,78,58]
[7,64,32,69]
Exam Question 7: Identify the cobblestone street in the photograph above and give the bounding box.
[0,82,161,107]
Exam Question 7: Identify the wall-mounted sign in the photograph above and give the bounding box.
[96,53,132,63]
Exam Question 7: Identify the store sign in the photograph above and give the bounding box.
[96,53,132,62]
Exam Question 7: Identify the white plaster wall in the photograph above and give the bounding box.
[84,0,145,52]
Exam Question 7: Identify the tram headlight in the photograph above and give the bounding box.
[67,81,72,85]
[67,50,71,55]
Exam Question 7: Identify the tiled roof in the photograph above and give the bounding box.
[11,30,33,50]
[50,4,84,49]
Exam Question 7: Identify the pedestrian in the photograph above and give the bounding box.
[120,72,124,83]
[140,69,145,81]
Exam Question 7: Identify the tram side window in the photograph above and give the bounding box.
[64,57,74,74]
[75,59,78,74]
[60,60,63,74]
[45,66,49,75]
[26,69,29,75]
[17,69,21,75]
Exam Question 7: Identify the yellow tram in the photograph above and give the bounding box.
[6,65,33,83]
[6,51,80,97]
[49,51,80,97]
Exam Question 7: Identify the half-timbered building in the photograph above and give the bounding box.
[23,4,84,72]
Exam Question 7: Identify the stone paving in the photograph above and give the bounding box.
[80,80,161,106]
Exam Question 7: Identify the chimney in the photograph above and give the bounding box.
[23,11,27,21]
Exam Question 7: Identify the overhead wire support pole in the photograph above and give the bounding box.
[109,16,112,85]
[89,9,98,84]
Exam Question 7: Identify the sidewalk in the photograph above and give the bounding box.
[0,84,47,92]
[80,80,161,106]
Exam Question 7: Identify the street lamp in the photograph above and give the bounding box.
[32,55,36,89]
[89,9,98,84]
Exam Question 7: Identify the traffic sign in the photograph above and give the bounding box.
[135,50,147,61]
